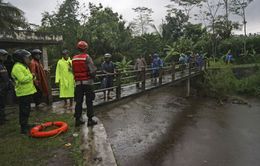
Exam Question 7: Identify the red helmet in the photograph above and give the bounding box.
[77,41,88,50]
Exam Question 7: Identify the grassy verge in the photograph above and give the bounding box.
[208,60,260,69]
[0,105,83,166]
[203,67,260,99]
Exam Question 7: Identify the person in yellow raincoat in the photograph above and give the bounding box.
[55,50,75,107]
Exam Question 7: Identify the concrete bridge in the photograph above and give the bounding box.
[52,62,207,108]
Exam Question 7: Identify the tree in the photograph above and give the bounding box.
[0,0,27,30]
[82,3,132,59]
[183,23,207,43]
[40,0,80,52]
[130,33,163,59]
[162,9,189,43]
[214,15,240,39]
[230,0,254,55]
[169,0,204,19]
[131,7,154,35]
[199,0,223,58]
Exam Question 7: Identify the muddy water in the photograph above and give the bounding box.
[97,86,260,166]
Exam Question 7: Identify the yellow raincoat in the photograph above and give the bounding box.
[55,57,75,98]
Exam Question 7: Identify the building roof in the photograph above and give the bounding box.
[0,30,63,48]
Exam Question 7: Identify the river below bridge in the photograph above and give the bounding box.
[97,86,260,166]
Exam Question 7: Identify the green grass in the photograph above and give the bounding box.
[208,60,260,69]
[0,106,83,166]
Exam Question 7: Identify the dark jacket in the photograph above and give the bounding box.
[0,62,10,95]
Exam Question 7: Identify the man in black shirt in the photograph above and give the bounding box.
[101,53,115,100]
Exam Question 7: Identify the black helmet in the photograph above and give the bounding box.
[31,49,42,55]
[0,49,8,56]
[31,49,42,60]
[13,49,31,64]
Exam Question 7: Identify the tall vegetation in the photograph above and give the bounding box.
[2,0,259,66]
[0,0,27,30]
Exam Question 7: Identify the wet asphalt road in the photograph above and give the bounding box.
[97,86,260,166]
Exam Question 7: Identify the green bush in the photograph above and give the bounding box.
[204,67,238,99]
[204,67,260,98]
[237,71,260,96]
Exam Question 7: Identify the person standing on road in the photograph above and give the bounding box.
[0,49,12,125]
[72,41,98,127]
[30,49,49,107]
[101,53,116,100]
[11,50,36,134]
[55,50,75,108]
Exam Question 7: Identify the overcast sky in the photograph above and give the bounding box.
[6,0,260,34]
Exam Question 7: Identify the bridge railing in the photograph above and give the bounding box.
[51,60,207,102]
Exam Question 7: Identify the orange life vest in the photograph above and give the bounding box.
[72,54,91,81]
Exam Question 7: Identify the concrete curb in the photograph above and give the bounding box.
[81,117,117,166]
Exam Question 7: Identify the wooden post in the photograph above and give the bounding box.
[159,68,163,85]
[42,46,52,105]
[186,78,191,97]
[141,67,146,91]
[189,62,192,76]
[185,62,192,97]
[204,59,207,70]
[116,71,121,100]
[171,62,175,82]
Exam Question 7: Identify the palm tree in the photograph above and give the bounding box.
[0,0,27,30]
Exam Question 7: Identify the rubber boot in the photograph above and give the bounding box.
[20,125,28,135]
[87,118,98,127]
[75,118,85,127]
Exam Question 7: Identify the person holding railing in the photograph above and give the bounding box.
[72,41,97,127]
[179,53,187,74]
[55,50,75,108]
[151,53,163,85]
[195,53,204,70]
[134,55,147,89]
[101,53,116,100]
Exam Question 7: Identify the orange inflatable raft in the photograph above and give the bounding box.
[30,121,68,138]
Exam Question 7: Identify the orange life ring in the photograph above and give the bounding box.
[30,121,68,138]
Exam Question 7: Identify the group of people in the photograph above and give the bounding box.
[0,40,99,135]
[1,40,169,135]
[179,52,205,70]
[0,49,49,131]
